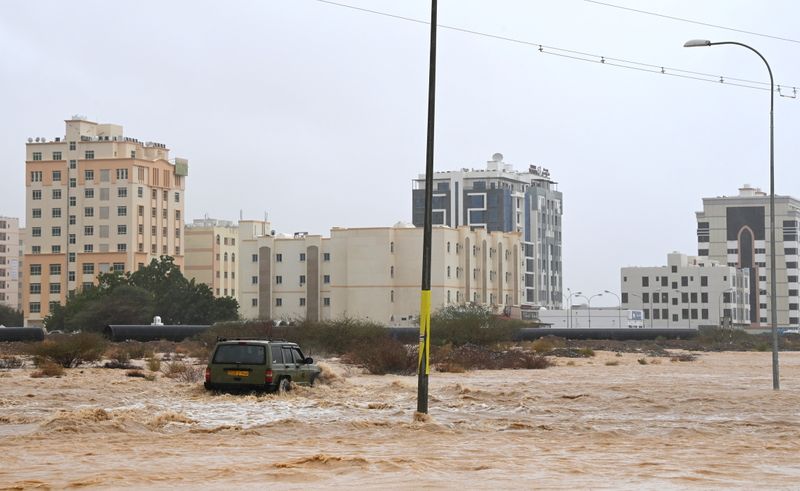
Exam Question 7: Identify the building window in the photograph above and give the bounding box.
[299,253,306,261]
[299,298,306,306]
[117,206,127,217]
[323,275,330,284]
[299,275,306,285]
[642,277,649,287]
[390,290,395,302]
[390,266,394,278]
[52,151,62,161]
[390,242,394,253]
[30,264,41,275]
[31,227,41,237]
[29,283,41,295]
[49,264,61,275]
[69,159,77,169]
[323,252,330,261]
[276,275,282,284]
[32,190,42,200]
[85,188,95,199]
[49,283,61,294]
[68,271,75,281]
[700,276,708,287]
[52,170,62,181]
[276,254,282,262]
[51,226,61,237]
[69,196,76,207]
[29,302,41,314]
[52,208,62,218]
[174,192,180,203]
[323,297,330,306]
[31,170,43,182]
[251,298,258,307]
[69,141,76,150]
[251,276,258,284]
[84,226,94,236]
[82,263,95,275]
[69,178,76,188]
[52,189,62,200]
[84,244,93,253]
[117,244,127,252]
[275,298,282,307]
[84,207,94,217]
[85,151,94,160]
[118,187,128,198]
[32,152,42,161]
[68,253,75,263]
[32,209,41,219]
[117,225,127,235]
[116,168,128,180]
[252,254,258,262]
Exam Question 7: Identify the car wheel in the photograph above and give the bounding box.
[278,377,291,393]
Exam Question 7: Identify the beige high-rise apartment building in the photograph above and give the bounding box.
[184,218,241,300]
[0,217,22,311]
[23,117,188,326]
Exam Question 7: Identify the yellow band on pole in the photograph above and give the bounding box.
[418,290,431,375]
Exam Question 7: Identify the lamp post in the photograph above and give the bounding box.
[719,288,735,327]
[628,292,642,327]
[651,289,663,329]
[604,290,621,328]
[684,39,779,390]
[566,289,582,328]
[674,289,692,328]
[588,293,603,328]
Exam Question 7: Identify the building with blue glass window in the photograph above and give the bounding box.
[412,153,563,308]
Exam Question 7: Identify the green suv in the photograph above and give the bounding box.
[204,339,321,392]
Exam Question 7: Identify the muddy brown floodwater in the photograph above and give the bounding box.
[1,351,800,489]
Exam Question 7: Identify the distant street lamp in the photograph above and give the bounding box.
[588,293,603,328]
[684,38,779,390]
[566,289,582,328]
[719,288,735,327]
[604,290,621,328]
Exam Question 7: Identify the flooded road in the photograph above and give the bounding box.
[2,351,800,489]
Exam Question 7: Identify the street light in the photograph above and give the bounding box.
[719,288,735,327]
[684,38,779,390]
[588,293,603,328]
[674,289,692,328]
[566,289,582,328]
[628,292,643,327]
[604,290,621,328]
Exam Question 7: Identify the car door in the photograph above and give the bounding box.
[270,344,290,383]
[283,346,306,384]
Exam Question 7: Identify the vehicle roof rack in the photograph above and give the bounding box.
[216,337,289,343]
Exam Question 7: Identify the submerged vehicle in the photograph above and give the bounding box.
[204,339,320,392]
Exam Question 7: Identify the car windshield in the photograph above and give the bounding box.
[213,344,266,364]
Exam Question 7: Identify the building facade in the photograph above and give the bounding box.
[235,223,522,324]
[184,218,240,300]
[411,153,562,308]
[0,217,22,311]
[23,117,188,326]
[621,252,750,328]
[696,185,800,328]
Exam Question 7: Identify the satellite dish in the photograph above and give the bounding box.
[34,137,40,142]
[492,152,503,162]
[27,138,33,143]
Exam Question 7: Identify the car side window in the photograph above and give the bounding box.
[271,345,284,364]
[292,348,305,363]
[282,347,296,363]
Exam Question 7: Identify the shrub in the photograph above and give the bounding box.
[430,305,516,346]
[637,358,648,365]
[175,340,211,362]
[670,353,697,362]
[31,361,65,378]
[104,346,135,369]
[436,362,466,373]
[126,370,146,378]
[177,366,204,383]
[576,347,595,358]
[160,359,191,378]
[605,360,620,366]
[29,332,106,368]
[343,338,416,375]
[146,356,161,372]
[531,338,555,353]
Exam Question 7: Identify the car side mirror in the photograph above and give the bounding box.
[305,357,313,364]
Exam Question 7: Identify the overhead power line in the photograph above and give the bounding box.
[313,0,798,100]
[584,0,800,45]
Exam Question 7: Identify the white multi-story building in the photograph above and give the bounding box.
[23,117,188,326]
[0,217,22,310]
[696,184,800,329]
[231,222,522,323]
[621,252,750,328]
[412,153,562,308]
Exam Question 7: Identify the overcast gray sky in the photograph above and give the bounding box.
[2,0,799,306]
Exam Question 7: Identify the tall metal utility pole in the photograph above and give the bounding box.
[417,0,437,414]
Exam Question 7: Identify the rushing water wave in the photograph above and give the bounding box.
[1,352,799,489]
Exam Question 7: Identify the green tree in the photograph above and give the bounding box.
[44,256,239,331]
[0,304,23,326]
